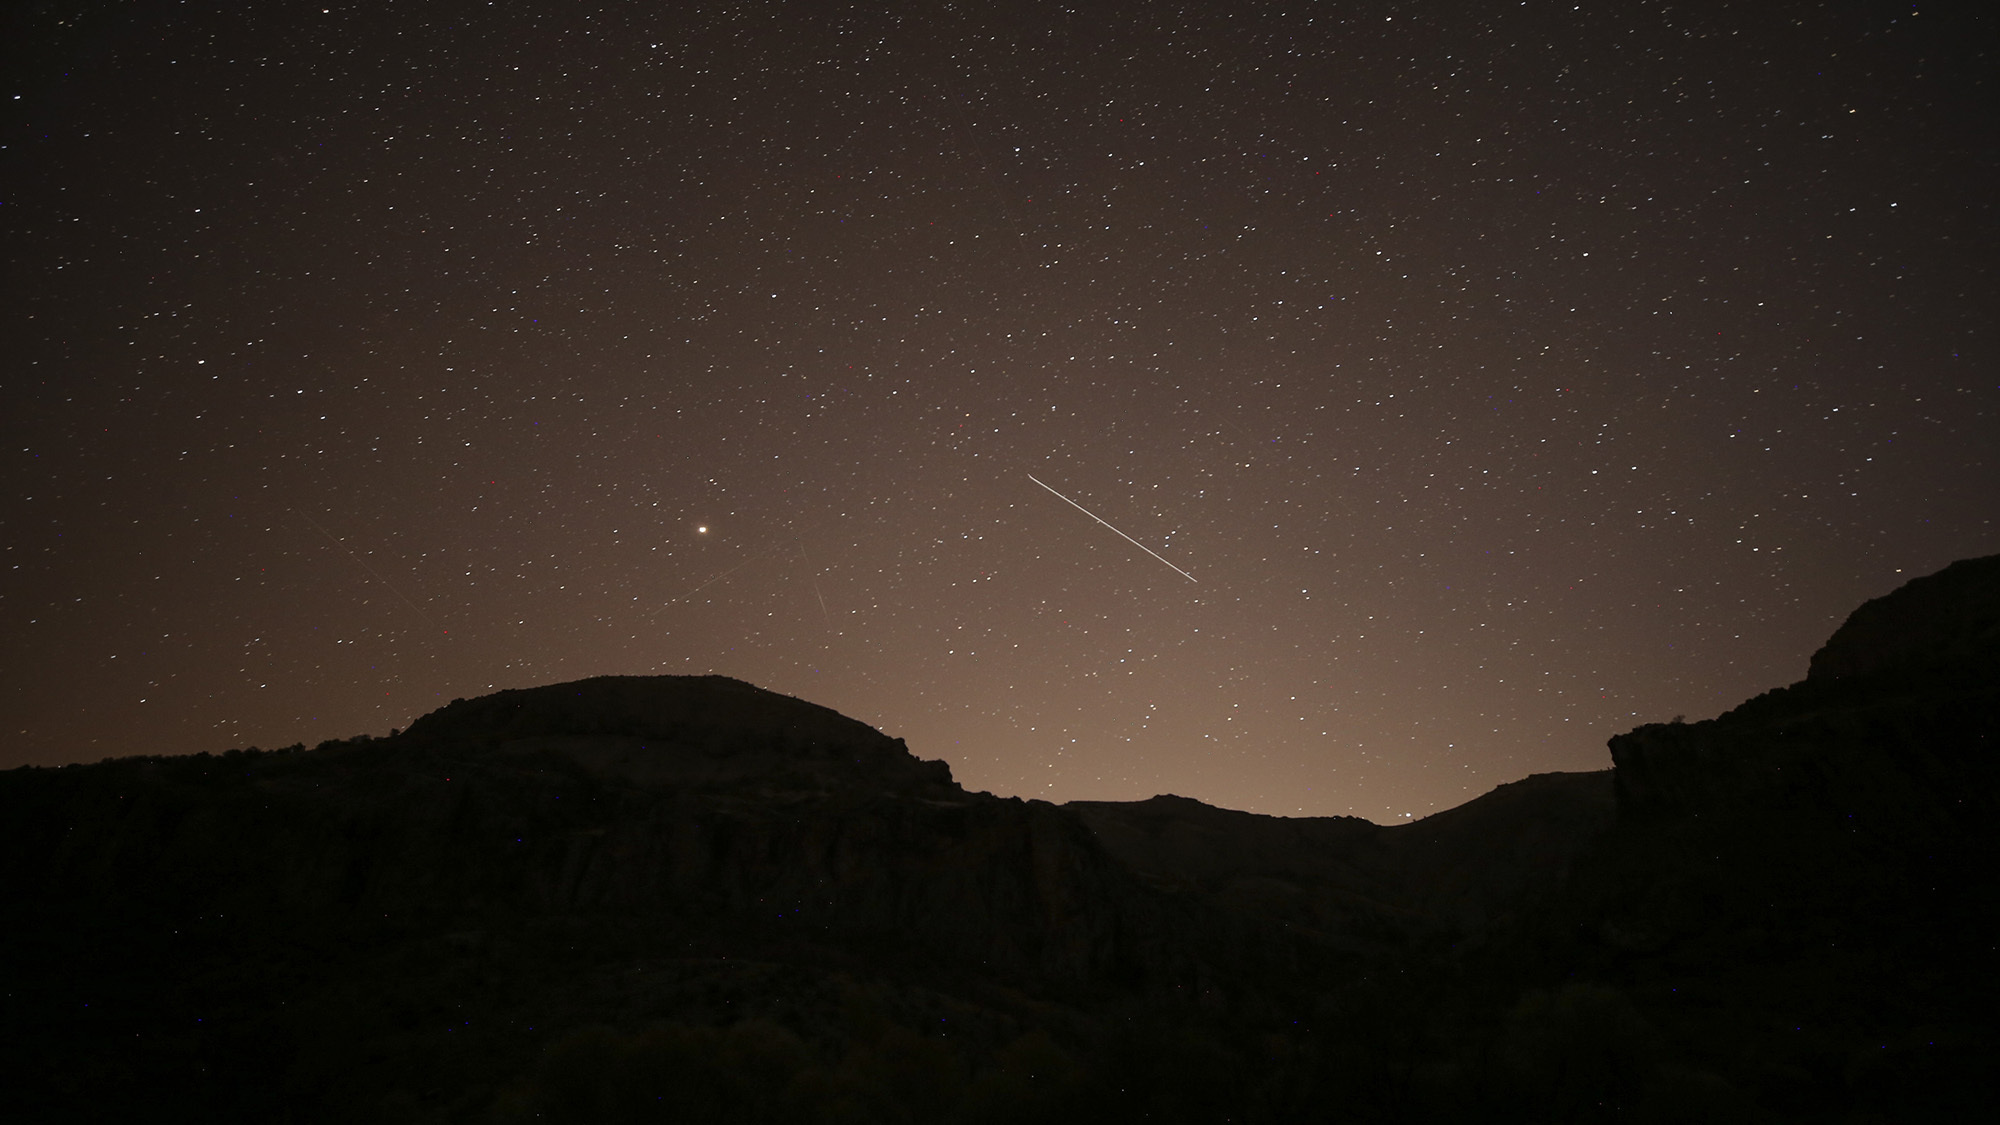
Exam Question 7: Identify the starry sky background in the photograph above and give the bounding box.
[4,0,1994,819]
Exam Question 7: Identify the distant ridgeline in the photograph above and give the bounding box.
[4,558,1996,1122]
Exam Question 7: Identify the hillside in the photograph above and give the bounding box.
[3,557,1996,1121]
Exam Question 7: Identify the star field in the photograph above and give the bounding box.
[3,0,1994,819]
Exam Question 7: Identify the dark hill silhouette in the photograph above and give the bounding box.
[401,674,958,794]
[1806,553,2000,681]
[1070,770,1615,937]
[3,556,1996,1121]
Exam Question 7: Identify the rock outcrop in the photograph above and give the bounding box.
[1610,555,2000,820]
[1806,554,2000,681]
[1568,555,2000,1119]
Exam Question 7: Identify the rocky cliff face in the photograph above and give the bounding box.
[1,676,1174,993]
[3,676,1241,1121]
[6,559,1997,1122]
[1563,555,2000,1119]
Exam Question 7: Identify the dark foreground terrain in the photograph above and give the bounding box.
[5,557,1997,1122]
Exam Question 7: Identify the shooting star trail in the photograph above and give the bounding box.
[293,509,444,631]
[666,550,769,605]
[1027,473,1198,583]
[797,539,834,630]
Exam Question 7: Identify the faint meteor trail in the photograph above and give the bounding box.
[293,509,444,632]
[666,536,834,632]
[667,550,768,605]
[1027,473,1198,583]
[797,538,834,630]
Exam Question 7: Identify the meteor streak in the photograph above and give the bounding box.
[294,509,445,632]
[798,538,834,630]
[1027,473,1197,583]
[667,550,767,604]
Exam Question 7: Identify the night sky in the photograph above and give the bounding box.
[4,1,1994,820]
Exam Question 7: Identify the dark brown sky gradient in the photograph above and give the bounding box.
[4,0,1994,819]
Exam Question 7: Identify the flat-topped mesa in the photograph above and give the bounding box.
[400,674,955,793]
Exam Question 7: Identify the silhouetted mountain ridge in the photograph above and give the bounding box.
[3,555,1995,1121]
[1806,553,2000,681]
[1068,770,1615,937]
[402,674,958,795]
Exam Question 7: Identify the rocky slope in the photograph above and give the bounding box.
[3,557,1996,1122]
